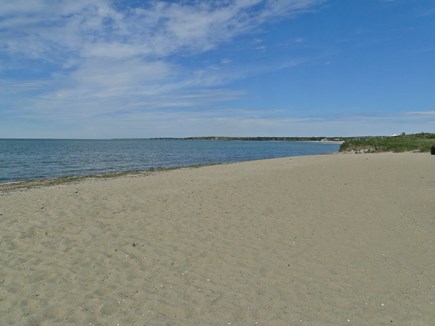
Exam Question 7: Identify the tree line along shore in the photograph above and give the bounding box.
[145,133,435,153]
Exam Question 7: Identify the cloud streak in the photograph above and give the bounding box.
[1,0,325,134]
[2,0,434,138]
[1,0,322,60]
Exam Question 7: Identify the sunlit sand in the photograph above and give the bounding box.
[1,153,434,325]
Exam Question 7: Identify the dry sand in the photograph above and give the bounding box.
[0,153,434,325]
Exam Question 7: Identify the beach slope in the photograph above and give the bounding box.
[0,153,434,325]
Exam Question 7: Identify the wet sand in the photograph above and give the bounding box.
[0,153,434,325]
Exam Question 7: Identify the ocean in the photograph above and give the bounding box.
[0,139,340,183]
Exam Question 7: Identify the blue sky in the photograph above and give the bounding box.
[1,0,434,138]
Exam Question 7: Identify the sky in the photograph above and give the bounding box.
[1,0,434,138]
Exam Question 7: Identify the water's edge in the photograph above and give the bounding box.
[0,139,340,187]
[0,153,337,192]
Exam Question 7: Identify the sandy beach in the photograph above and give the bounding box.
[0,153,434,325]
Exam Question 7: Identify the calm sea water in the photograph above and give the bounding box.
[0,139,340,183]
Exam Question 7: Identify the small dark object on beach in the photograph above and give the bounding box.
[132,243,136,247]
[431,145,435,155]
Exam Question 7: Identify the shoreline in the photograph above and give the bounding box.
[1,149,427,192]
[0,139,341,188]
[0,161,239,192]
[0,152,341,192]
[1,152,434,324]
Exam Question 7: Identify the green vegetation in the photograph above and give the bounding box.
[339,133,435,153]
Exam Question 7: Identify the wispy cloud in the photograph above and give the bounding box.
[1,0,323,130]
[105,109,435,138]
[1,0,322,60]
[3,105,434,139]
[2,0,434,138]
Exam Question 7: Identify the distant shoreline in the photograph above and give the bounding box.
[1,137,343,142]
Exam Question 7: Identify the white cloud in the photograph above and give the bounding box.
[1,1,433,139]
[1,0,322,60]
[105,109,435,138]
[1,1,322,104]
[0,0,326,137]
[3,106,434,139]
